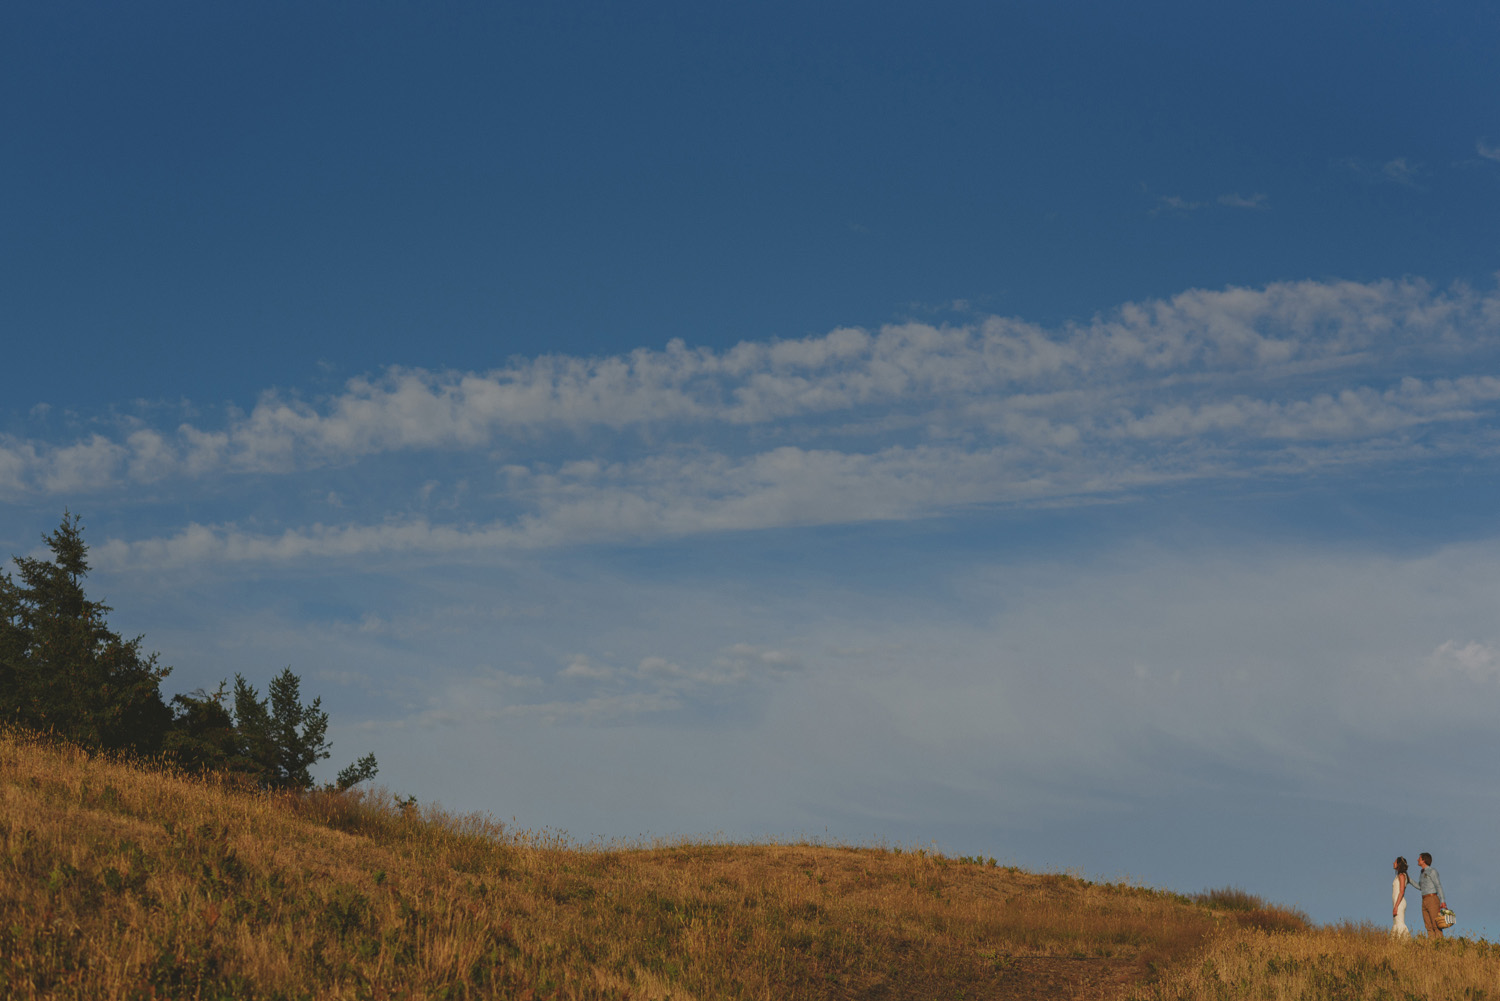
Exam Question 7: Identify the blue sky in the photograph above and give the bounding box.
[5,1,1500,930]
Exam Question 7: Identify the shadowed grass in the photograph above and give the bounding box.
[3,728,1304,1000]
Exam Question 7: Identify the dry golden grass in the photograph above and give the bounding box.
[3,728,1300,1000]
[1128,922,1500,1001]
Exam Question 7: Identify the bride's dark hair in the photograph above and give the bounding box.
[1395,856,1408,874]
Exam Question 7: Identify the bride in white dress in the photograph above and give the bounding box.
[1391,856,1411,938]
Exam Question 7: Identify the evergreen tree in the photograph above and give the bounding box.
[162,682,240,774]
[169,672,377,790]
[231,673,277,780]
[230,668,343,790]
[0,572,26,716]
[335,752,380,791]
[0,513,172,753]
[2,513,377,791]
[267,667,331,790]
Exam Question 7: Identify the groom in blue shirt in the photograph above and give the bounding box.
[1414,852,1448,938]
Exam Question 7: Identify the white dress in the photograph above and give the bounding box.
[1392,875,1410,938]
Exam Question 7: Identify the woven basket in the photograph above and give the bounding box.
[1438,907,1456,929]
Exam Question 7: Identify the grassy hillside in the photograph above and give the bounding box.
[1,729,1492,1000]
[1132,923,1500,1000]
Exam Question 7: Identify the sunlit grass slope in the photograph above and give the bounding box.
[1128,921,1500,1001]
[5,728,1302,1000]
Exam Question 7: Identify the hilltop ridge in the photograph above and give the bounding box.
[0,729,1256,1000]
[7,729,1495,1000]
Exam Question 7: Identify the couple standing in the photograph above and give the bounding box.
[1391,853,1447,939]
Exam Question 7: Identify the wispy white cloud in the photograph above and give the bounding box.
[88,388,1500,571]
[493,645,801,722]
[0,443,36,494]
[560,654,614,680]
[492,691,684,724]
[1476,140,1500,164]
[84,431,1483,570]
[11,277,1500,567]
[382,642,803,727]
[636,645,800,688]
[1381,157,1420,186]
[1217,192,1268,210]
[1155,192,1268,213]
[1154,195,1206,213]
[1340,157,1424,188]
[1114,376,1500,440]
[38,435,127,493]
[1425,639,1500,682]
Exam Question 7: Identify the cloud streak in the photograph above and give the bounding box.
[1217,192,1269,210]
[9,277,1500,568]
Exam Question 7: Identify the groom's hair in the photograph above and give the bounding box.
[1419,853,1432,866]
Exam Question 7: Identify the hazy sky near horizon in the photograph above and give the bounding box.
[5,1,1500,930]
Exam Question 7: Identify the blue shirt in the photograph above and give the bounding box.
[1414,866,1445,901]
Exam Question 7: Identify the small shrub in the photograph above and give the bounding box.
[1234,904,1311,933]
[1195,885,1265,911]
